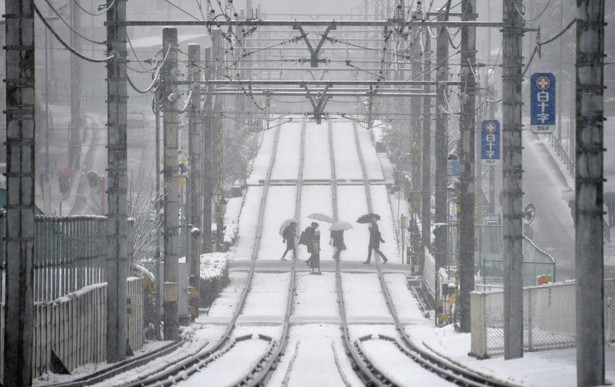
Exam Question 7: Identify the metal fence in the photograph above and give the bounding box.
[470,279,615,358]
[547,133,575,177]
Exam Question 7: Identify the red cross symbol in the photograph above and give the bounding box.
[486,122,496,133]
[536,76,550,90]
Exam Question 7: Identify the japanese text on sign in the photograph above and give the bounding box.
[481,120,500,165]
[530,73,556,134]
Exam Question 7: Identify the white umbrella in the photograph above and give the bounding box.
[330,221,354,231]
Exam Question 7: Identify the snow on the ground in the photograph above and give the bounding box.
[383,273,429,324]
[336,185,369,262]
[246,126,276,185]
[176,338,270,387]
[266,325,364,387]
[341,273,390,322]
[299,185,335,260]
[240,273,290,318]
[356,124,385,181]
[204,271,248,320]
[361,339,454,386]
[199,252,228,280]
[303,121,332,181]
[292,272,338,320]
[259,185,298,260]
[332,121,363,180]
[232,186,263,260]
[271,120,302,180]
[370,184,401,263]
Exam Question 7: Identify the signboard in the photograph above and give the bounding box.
[481,120,500,165]
[530,72,556,134]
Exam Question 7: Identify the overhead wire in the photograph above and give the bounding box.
[34,4,114,63]
[72,0,115,16]
[40,0,106,45]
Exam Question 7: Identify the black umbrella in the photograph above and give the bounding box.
[356,213,381,224]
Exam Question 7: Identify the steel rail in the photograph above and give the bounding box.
[120,117,285,387]
[350,123,512,386]
[192,80,462,86]
[331,120,394,386]
[202,91,437,97]
[248,118,306,386]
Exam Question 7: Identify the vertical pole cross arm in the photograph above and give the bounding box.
[303,83,331,124]
[293,23,337,67]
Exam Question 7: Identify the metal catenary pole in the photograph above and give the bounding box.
[188,43,203,318]
[162,27,180,340]
[211,29,224,251]
[421,27,432,253]
[202,46,213,253]
[502,0,524,360]
[434,10,449,282]
[458,0,476,333]
[4,0,35,384]
[69,0,82,170]
[106,0,128,363]
[575,0,605,385]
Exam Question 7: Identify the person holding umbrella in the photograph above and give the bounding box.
[330,221,352,260]
[301,222,319,267]
[363,218,388,264]
[280,221,298,260]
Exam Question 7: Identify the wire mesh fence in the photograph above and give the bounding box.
[471,279,615,358]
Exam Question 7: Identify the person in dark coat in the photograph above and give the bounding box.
[280,221,297,260]
[303,222,319,266]
[331,229,346,260]
[363,219,388,264]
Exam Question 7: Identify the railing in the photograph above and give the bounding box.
[547,133,574,177]
[470,279,615,358]
[32,216,108,302]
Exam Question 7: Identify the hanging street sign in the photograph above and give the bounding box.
[530,72,556,134]
[481,119,500,165]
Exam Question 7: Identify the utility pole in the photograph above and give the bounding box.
[154,85,162,339]
[202,46,213,253]
[212,29,224,251]
[4,0,35,384]
[188,43,202,318]
[575,1,605,385]
[502,0,524,360]
[421,29,432,252]
[410,21,422,225]
[162,27,180,340]
[458,0,476,333]
[106,0,128,363]
[69,0,82,170]
[434,10,449,275]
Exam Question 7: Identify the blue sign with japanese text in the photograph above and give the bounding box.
[530,72,556,134]
[481,120,500,165]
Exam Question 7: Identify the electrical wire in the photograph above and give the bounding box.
[164,0,199,20]
[72,0,116,16]
[34,4,114,63]
[40,0,106,45]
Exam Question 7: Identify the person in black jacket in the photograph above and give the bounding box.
[363,219,388,264]
[302,222,319,266]
[280,221,297,260]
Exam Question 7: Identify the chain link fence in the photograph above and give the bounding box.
[471,279,615,358]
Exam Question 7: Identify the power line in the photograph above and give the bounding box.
[72,0,116,16]
[40,0,106,45]
[34,4,114,63]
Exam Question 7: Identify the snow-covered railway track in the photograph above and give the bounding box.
[114,119,294,387]
[350,122,510,387]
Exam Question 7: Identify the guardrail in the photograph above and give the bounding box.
[470,279,615,358]
[547,133,574,177]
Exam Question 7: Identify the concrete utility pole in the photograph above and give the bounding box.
[188,44,203,318]
[211,29,224,251]
[575,1,605,385]
[458,0,476,333]
[69,0,82,169]
[421,29,432,252]
[202,47,213,253]
[410,27,422,223]
[162,27,180,340]
[502,0,524,360]
[106,0,128,363]
[4,0,35,384]
[434,10,449,275]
